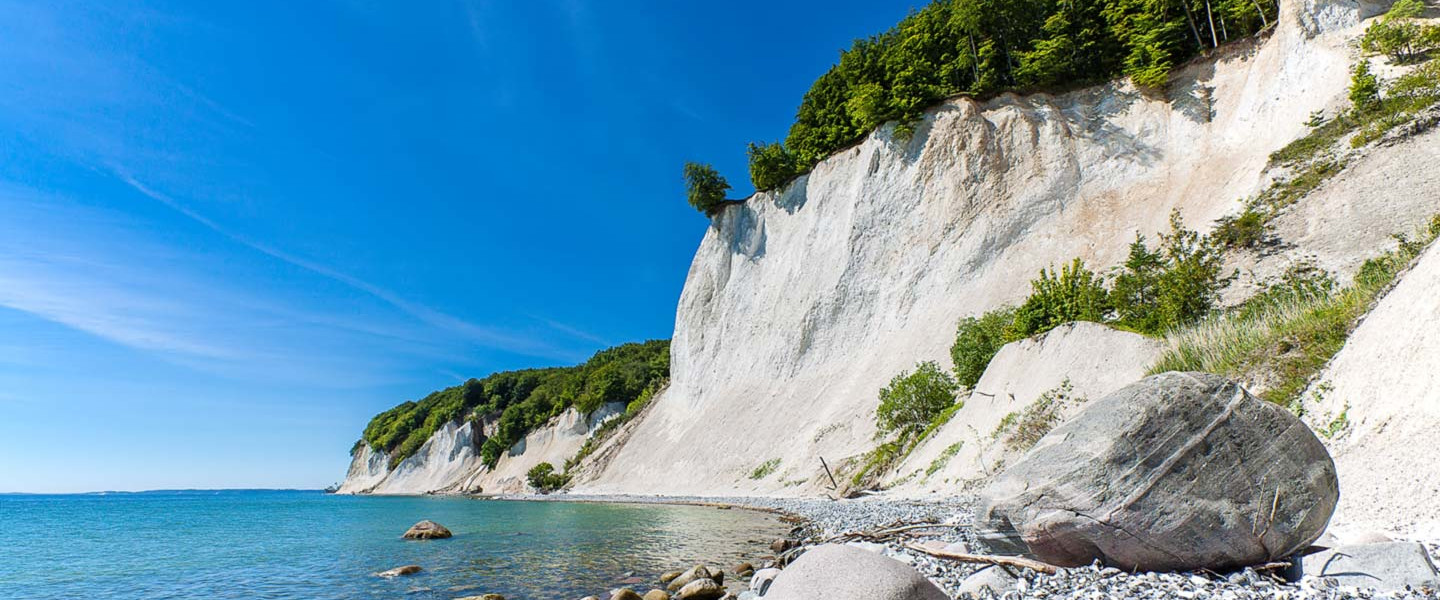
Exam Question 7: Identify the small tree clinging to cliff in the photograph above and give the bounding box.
[683,162,731,216]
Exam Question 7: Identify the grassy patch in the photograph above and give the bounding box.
[1151,217,1439,408]
[990,381,1083,453]
[1321,404,1351,439]
[749,458,781,480]
[564,378,668,473]
[926,442,963,478]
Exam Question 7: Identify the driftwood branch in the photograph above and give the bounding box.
[904,543,1060,575]
[819,456,839,491]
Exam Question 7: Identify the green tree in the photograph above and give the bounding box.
[747,142,800,192]
[950,307,1020,388]
[1111,212,1230,333]
[1359,0,1435,63]
[1010,258,1111,338]
[526,462,569,493]
[1350,60,1381,111]
[876,361,959,440]
[683,162,731,216]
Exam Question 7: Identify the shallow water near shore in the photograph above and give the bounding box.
[0,490,789,600]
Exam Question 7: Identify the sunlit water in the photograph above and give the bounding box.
[0,490,789,600]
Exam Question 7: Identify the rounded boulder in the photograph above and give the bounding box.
[975,372,1338,572]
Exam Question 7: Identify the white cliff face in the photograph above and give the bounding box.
[574,0,1367,496]
[336,403,626,495]
[1305,242,1440,537]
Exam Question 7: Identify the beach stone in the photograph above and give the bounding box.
[642,590,669,600]
[736,593,758,600]
[453,595,504,600]
[975,372,1338,572]
[762,544,948,600]
[732,562,754,576]
[667,566,719,591]
[581,597,600,600]
[770,539,794,554]
[1299,542,1440,591]
[675,579,725,600]
[611,589,643,600]
[401,519,452,540]
[374,565,422,577]
[956,566,1018,596]
[660,571,683,584]
[749,568,780,595]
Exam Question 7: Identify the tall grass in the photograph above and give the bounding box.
[1151,216,1440,409]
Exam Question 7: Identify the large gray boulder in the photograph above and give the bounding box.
[975,372,1338,572]
[1299,542,1440,592]
[763,544,948,600]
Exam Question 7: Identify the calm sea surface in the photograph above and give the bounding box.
[0,490,789,600]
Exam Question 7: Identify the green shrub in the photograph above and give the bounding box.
[1010,258,1110,338]
[1212,208,1269,249]
[992,381,1082,453]
[1111,213,1230,335]
[950,306,1020,388]
[747,142,801,192]
[925,442,963,477]
[875,361,960,441]
[1359,0,1437,63]
[683,162,731,216]
[1350,61,1381,111]
[526,462,570,493]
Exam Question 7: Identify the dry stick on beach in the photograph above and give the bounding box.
[904,543,1061,575]
[819,456,839,491]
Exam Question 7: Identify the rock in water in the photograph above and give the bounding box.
[374,565,423,577]
[610,589,643,600]
[401,520,452,540]
[641,590,669,600]
[763,544,949,600]
[975,372,1338,572]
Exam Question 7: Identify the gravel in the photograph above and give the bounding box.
[506,493,1440,600]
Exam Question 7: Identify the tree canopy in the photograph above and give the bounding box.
[740,0,1278,192]
[683,162,731,216]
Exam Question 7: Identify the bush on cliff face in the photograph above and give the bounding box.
[1359,0,1439,63]
[951,306,1020,388]
[747,142,801,192]
[683,162,731,216]
[1010,259,1111,338]
[1110,212,1231,335]
[876,361,960,441]
[526,462,569,493]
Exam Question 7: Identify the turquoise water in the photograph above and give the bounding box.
[0,490,788,600]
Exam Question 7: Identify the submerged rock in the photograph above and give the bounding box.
[401,519,452,540]
[1299,542,1440,592]
[374,565,423,578]
[641,590,669,600]
[975,372,1339,572]
[763,544,948,600]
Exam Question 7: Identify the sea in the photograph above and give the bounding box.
[0,490,790,600]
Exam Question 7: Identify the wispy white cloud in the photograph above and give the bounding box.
[108,168,580,360]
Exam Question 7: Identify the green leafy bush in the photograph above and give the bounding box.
[526,462,570,493]
[992,381,1083,453]
[1212,208,1268,249]
[1010,258,1111,338]
[683,162,731,216]
[875,361,960,441]
[747,142,800,192]
[749,458,781,480]
[950,306,1020,388]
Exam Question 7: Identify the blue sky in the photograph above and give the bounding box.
[0,0,916,493]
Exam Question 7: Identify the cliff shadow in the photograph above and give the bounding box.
[774,174,810,215]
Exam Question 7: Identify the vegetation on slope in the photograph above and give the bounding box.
[736,0,1279,193]
[362,340,670,468]
[1152,216,1440,409]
